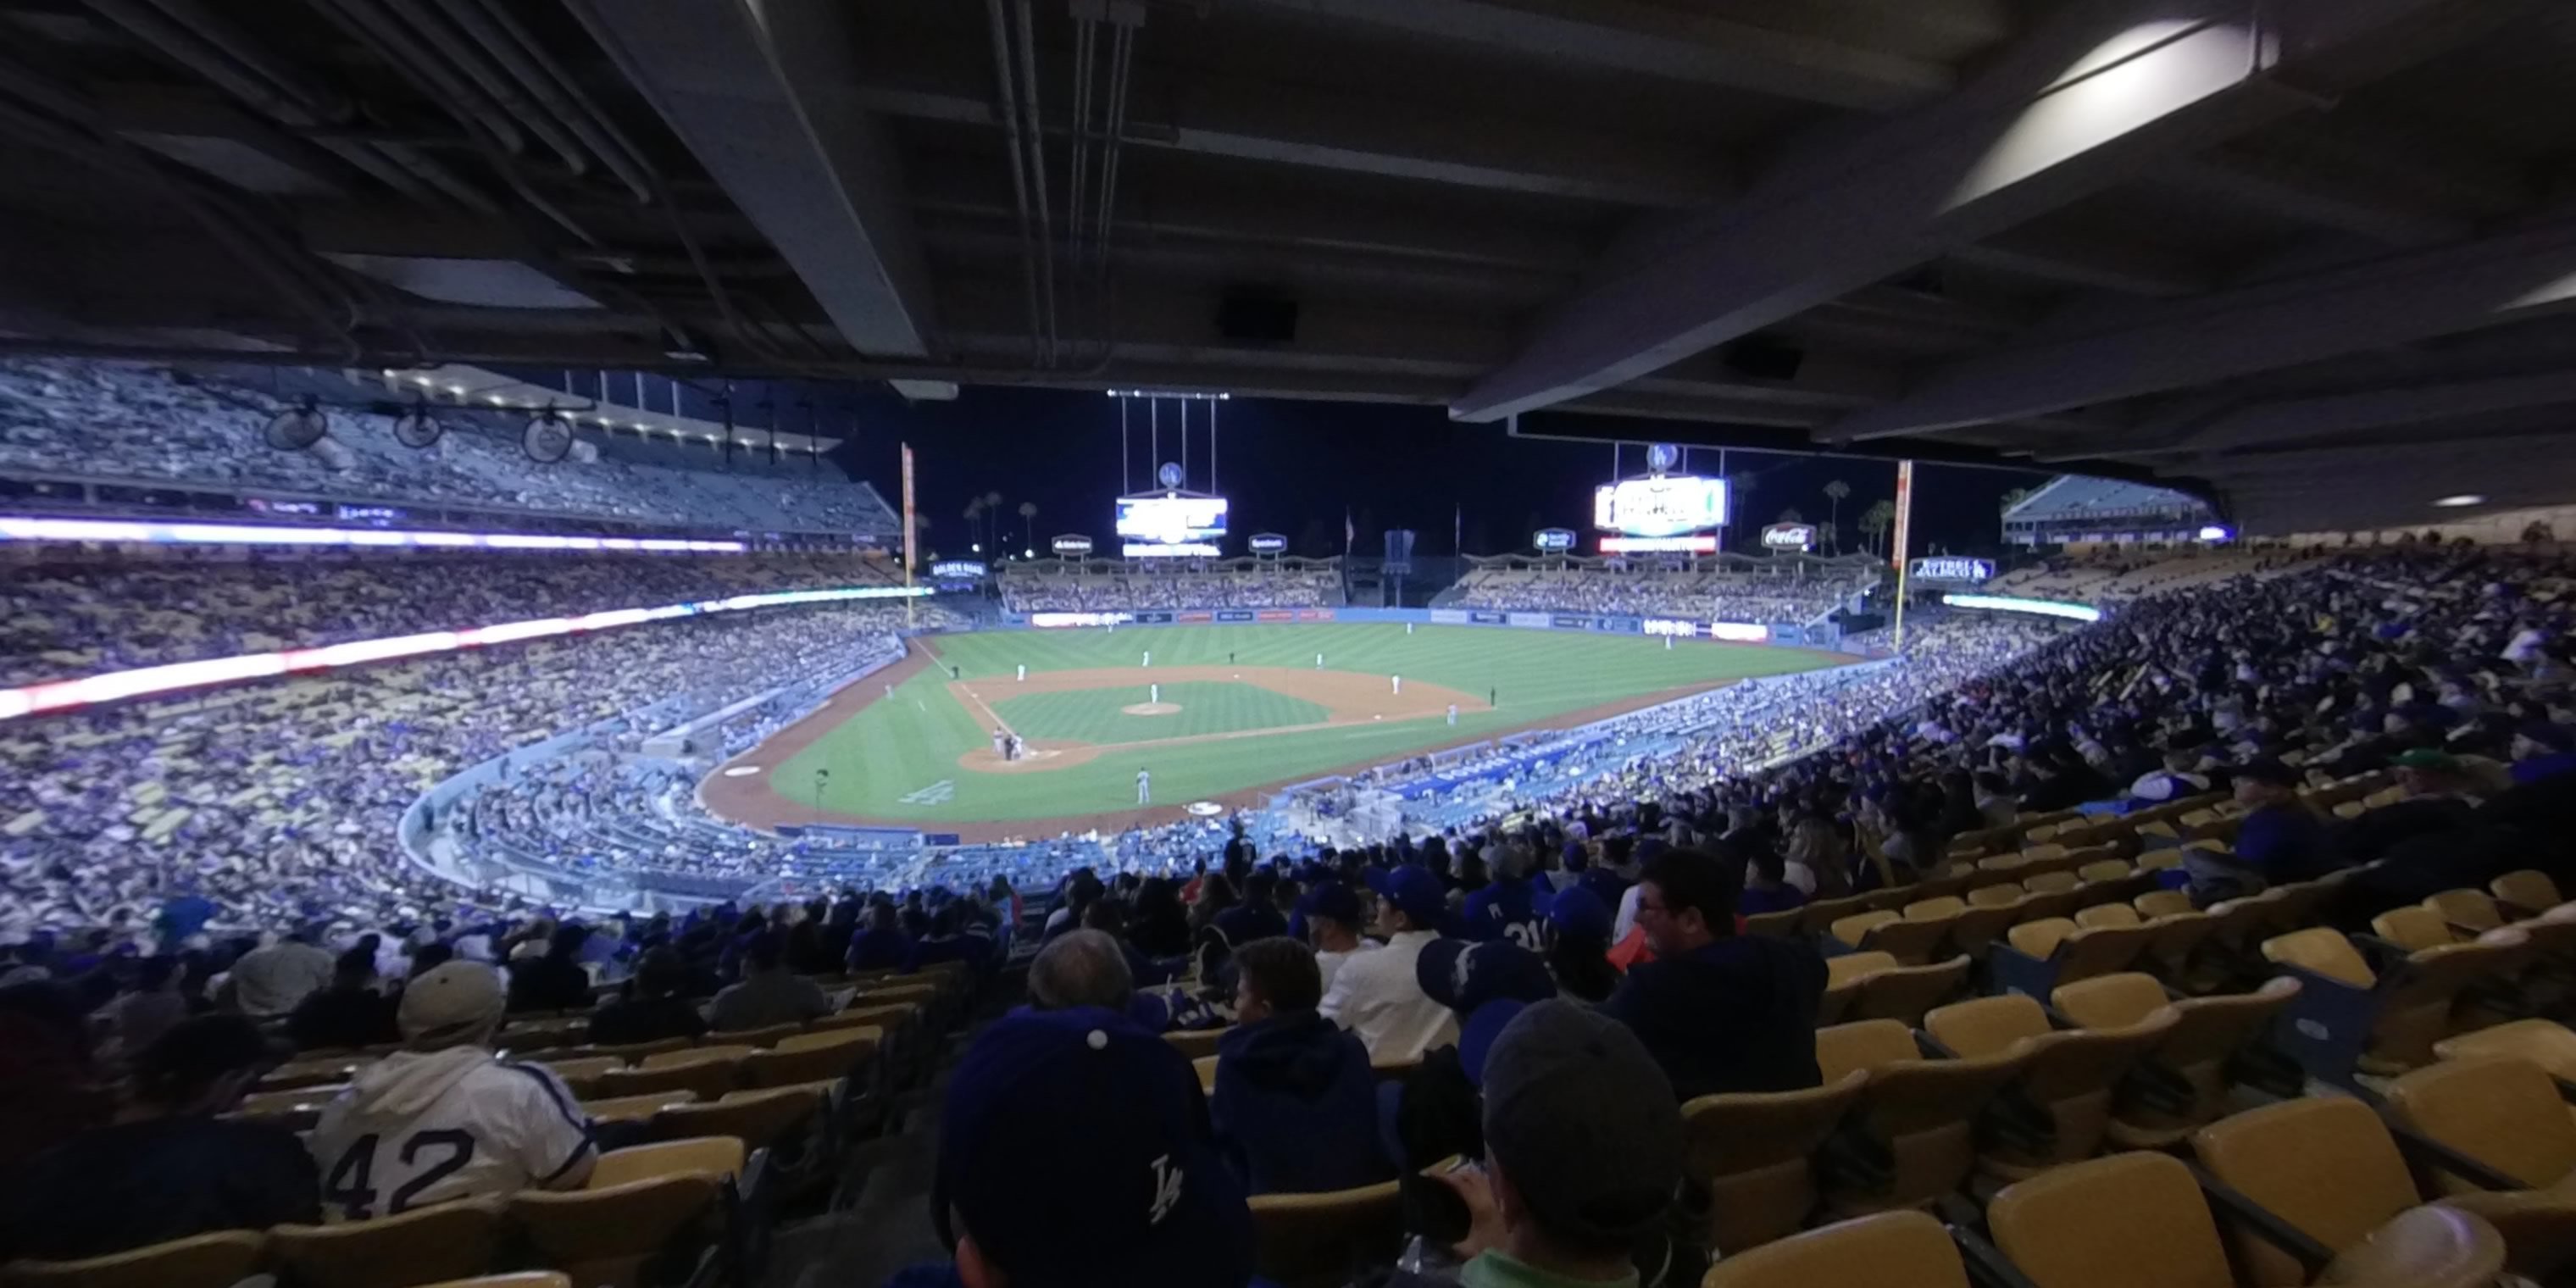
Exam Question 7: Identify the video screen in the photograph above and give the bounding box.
[1116,495,1229,547]
[1593,476,1726,536]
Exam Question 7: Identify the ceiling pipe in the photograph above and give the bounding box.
[80,0,485,209]
[375,0,592,181]
[1015,0,1058,365]
[984,0,1046,366]
[436,0,656,203]
[300,0,528,160]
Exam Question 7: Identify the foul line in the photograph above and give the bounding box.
[952,680,1019,741]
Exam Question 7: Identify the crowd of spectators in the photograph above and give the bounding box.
[0,550,908,686]
[998,564,1342,613]
[0,358,897,535]
[1449,559,1874,622]
[0,603,935,940]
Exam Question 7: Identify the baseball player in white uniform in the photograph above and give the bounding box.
[1136,769,1152,805]
[308,962,593,1219]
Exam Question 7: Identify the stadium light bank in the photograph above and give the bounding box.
[0,583,933,721]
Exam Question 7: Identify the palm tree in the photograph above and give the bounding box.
[1777,506,1804,525]
[1018,501,1037,555]
[1822,480,1849,552]
[1999,486,2032,516]
[962,497,985,552]
[1858,499,1896,558]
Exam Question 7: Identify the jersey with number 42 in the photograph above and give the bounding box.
[308,1050,594,1220]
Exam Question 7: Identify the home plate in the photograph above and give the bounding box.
[722,765,761,777]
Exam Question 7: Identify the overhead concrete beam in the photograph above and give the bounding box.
[1449,0,2459,423]
[567,0,936,357]
[2183,370,2576,451]
[863,71,1728,208]
[1828,209,2576,441]
[2162,147,2475,246]
[1951,225,2212,297]
[1229,0,1956,111]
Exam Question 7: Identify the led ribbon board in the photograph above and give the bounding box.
[0,585,932,721]
[0,514,746,552]
[1940,593,2101,623]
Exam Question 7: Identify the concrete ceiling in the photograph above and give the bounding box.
[3,0,2575,532]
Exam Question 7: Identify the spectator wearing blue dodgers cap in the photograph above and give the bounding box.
[922,1006,1254,1288]
[1541,887,1619,1004]
[1319,867,1456,1063]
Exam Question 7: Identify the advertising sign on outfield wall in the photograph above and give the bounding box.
[1643,619,1697,636]
[1135,611,1174,624]
[1710,621,1769,642]
[1430,609,1472,625]
[1552,614,1590,630]
[1030,612,1135,628]
[1215,610,1256,623]
[1507,612,1554,630]
[1468,611,1506,625]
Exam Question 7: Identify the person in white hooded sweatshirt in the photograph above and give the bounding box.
[308,961,594,1219]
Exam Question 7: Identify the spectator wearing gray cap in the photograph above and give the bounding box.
[1418,999,1686,1288]
[308,962,593,1217]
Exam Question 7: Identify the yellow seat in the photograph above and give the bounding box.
[1246,1180,1403,1288]
[1698,1210,1970,1288]
[0,1230,266,1288]
[2133,891,2196,921]
[2262,927,2376,987]
[2425,888,2506,934]
[1799,893,1885,938]
[1847,957,1969,1027]
[600,1049,748,1102]
[269,1200,504,1288]
[1195,1054,1219,1093]
[1904,897,1967,920]
[2384,1055,2576,1194]
[417,1276,573,1288]
[1680,1071,1868,1255]
[1743,908,1804,938]
[1830,911,1901,952]
[2493,871,2563,915]
[1163,1027,1228,1060]
[647,1085,824,1154]
[1986,1152,2236,1288]
[1812,1020,2029,1217]
[581,1091,699,1123]
[742,1029,878,1088]
[2003,918,2151,988]
[2022,872,2080,897]
[709,1022,804,1050]
[1965,884,2024,909]
[230,1083,347,1131]
[2051,974,2301,1147]
[2193,1096,2576,1285]
[2434,1018,2576,1080]
[1821,952,1895,1024]
[590,1136,746,1188]
[537,1057,622,1099]
[508,1170,729,1288]
[2074,904,2141,930]
[1925,994,2176,1180]
[578,1038,691,1066]
[2075,860,2132,886]
[2372,906,2458,953]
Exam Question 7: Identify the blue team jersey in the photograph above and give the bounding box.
[1461,877,1548,949]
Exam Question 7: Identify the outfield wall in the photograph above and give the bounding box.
[991,604,1846,648]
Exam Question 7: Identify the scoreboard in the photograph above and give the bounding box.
[1593,475,1726,537]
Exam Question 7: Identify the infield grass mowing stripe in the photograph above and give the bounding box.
[769,625,1840,824]
[991,680,1328,744]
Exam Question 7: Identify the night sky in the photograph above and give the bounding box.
[830,386,2053,564]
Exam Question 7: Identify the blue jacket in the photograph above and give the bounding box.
[845,928,910,972]
[2234,803,2336,883]
[1209,1013,1394,1196]
[1460,876,1547,947]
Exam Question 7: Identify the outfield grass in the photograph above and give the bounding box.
[765,623,1839,826]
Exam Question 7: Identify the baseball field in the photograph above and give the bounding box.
[698,623,1846,840]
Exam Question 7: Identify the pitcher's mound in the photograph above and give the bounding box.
[1122,702,1182,715]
